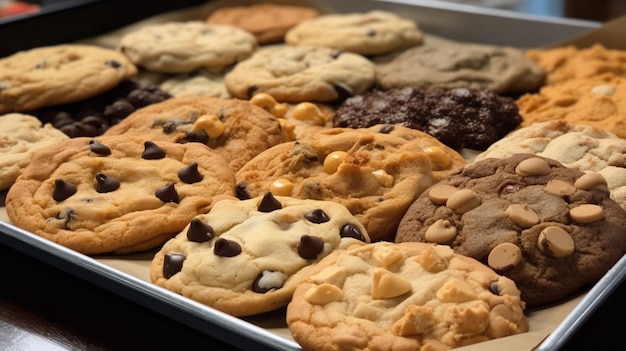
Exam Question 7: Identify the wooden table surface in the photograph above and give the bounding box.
[2,1,626,350]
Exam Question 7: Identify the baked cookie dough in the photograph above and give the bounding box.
[118,21,257,73]
[5,135,235,254]
[333,87,522,150]
[104,96,290,172]
[285,10,423,56]
[150,193,369,316]
[476,120,626,210]
[235,125,437,241]
[287,241,529,351]
[395,154,626,307]
[0,44,137,113]
[206,3,319,45]
[0,113,69,190]
[159,69,231,99]
[224,45,375,103]
[374,35,545,95]
[516,74,626,138]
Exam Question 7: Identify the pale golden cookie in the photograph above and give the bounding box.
[0,44,137,113]
[5,135,235,254]
[159,69,231,99]
[287,241,528,351]
[150,193,369,316]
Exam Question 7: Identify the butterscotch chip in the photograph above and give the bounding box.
[424,219,457,244]
[515,157,551,176]
[428,184,458,205]
[446,188,481,214]
[396,154,626,307]
[286,242,528,351]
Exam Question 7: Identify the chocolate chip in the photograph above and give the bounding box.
[340,224,366,241]
[53,179,77,201]
[163,253,186,279]
[366,29,377,37]
[247,85,259,99]
[104,99,135,120]
[105,60,122,69]
[304,209,330,224]
[214,238,241,257]
[95,173,120,193]
[186,218,214,243]
[236,184,251,200]
[378,124,395,134]
[142,141,166,159]
[61,122,99,138]
[155,182,179,203]
[127,88,169,108]
[297,235,324,259]
[89,139,111,155]
[257,191,282,212]
[332,84,353,103]
[489,281,501,295]
[178,162,203,184]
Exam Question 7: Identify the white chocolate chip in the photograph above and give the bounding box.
[436,278,477,303]
[372,246,403,268]
[545,179,577,195]
[505,204,539,228]
[425,219,457,243]
[371,268,412,299]
[591,84,616,96]
[291,102,326,126]
[569,204,604,224]
[311,266,347,287]
[428,184,458,205]
[304,283,344,304]
[371,169,394,187]
[323,151,348,174]
[270,178,294,196]
[446,189,481,214]
[515,157,551,177]
[537,226,575,258]
[487,243,522,272]
[192,114,225,139]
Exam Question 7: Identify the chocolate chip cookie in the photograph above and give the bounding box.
[5,135,235,254]
[150,193,369,316]
[395,153,626,307]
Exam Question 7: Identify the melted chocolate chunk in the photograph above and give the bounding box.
[489,281,501,295]
[236,184,251,200]
[89,139,111,155]
[304,209,330,224]
[214,238,242,257]
[340,224,366,241]
[178,162,203,184]
[257,191,282,212]
[163,253,186,279]
[155,182,179,203]
[332,83,353,103]
[297,235,324,259]
[247,85,259,99]
[378,124,395,134]
[142,141,166,159]
[186,218,214,243]
[53,179,77,201]
[95,173,120,193]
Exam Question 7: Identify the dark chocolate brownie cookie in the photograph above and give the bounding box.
[395,153,626,307]
[333,87,522,150]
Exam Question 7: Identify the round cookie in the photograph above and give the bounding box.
[223,45,375,103]
[118,21,257,73]
[206,3,320,45]
[5,135,235,255]
[374,35,545,95]
[0,44,138,114]
[516,74,626,138]
[0,113,69,190]
[150,193,370,317]
[103,96,291,172]
[286,241,529,351]
[476,120,626,210]
[395,153,626,307]
[285,10,423,56]
[235,125,437,241]
[333,87,522,151]
[159,69,231,99]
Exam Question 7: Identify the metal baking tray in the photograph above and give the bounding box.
[0,1,618,350]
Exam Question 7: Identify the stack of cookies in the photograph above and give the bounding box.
[2,2,626,350]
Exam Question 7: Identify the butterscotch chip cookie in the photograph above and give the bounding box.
[150,193,369,317]
[118,21,257,73]
[374,36,545,94]
[0,44,138,114]
[235,125,436,241]
[286,241,528,351]
[0,113,69,190]
[206,3,319,45]
[476,120,626,210]
[5,135,235,254]
[224,45,375,103]
[395,154,626,307]
[526,44,626,86]
[285,10,423,56]
[103,96,290,172]
[516,74,626,138]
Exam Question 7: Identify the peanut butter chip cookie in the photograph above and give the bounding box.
[5,135,235,254]
[286,241,529,351]
[395,154,626,307]
[150,193,369,317]
[0,44,137,113]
